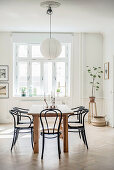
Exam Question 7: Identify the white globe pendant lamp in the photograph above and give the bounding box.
[40,1,62,59]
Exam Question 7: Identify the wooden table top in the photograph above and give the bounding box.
[28,105,74,116]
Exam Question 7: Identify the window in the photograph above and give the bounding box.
[13,43,71,97]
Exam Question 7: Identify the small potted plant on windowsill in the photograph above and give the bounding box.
[21,87,26,97]
[56,88,60,97]
[86,66,103,102]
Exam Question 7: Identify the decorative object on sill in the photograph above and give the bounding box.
[51,91,55,108]
[29,86,32,97]
[40,1,62,59]
[33,88,37,96]
[21,87,26,97]
[86,66,103,123]
[44,98,49,108]
[0,83,9,98]
[104,62,109,80]
[91,116,106,127]
[44,91,56,108]
[56,82,67,97]
[0,65,9,81]
[44,92,48,108]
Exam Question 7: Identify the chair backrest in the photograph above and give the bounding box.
[13,107,29,124]
[78,108,89,126]
[13,107,29,113]
[40,108,62,134]
[69,106,89,127]
[9,109,19,128]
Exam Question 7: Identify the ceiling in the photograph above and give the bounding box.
[0,0,114,32]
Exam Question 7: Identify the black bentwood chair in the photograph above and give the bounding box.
[13,107,32,125]
[40,108,62,159]
[68,107,89,149]
[71,106,85,123]
[10,109,34,151]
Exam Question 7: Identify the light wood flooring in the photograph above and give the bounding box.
[0,123,114,170]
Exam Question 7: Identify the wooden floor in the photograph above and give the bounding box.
[0,123,114,170]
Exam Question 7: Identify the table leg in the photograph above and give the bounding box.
[59,117,63,139]
[63,115,68,152]
[33,115,39,153]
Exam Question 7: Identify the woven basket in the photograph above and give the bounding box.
[91,116,106,127]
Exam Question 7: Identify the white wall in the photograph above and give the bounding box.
[73,33,103,116]
[103,31,114,127]
[0,32,103,123]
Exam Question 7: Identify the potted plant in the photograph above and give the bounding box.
[21,87,26,97]
[56,88,60,97]
[86,66,103,102]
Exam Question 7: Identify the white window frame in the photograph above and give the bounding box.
[13,43,71,97]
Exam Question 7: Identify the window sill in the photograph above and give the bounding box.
[13,96,70,101]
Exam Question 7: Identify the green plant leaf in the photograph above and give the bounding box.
[98,75,101,78]
[90,74,93,76]
[96,86,99,88]
[93,75,96,78]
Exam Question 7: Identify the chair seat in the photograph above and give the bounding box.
[18,119,33,124]
[16,123,33,128]
[68,122,83,128]
[40,128,60,134]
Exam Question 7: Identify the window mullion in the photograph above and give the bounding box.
[52,61,56,92]
[27,45,31,96]
[40,61,44,95]
[14,45,18,96]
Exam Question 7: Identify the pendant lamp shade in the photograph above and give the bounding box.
[40,38,62,59]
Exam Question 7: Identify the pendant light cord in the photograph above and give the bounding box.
[50,13,51,39]
[47,6,52,39]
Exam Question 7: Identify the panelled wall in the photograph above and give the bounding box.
[0,32,103,123]
[103,31,114,127]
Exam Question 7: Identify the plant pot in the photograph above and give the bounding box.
[89,96,95,103]
[21,93,26,97]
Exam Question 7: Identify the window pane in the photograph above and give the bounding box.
[44,62,52,95]
[18,62,27,95]
[18,45,28,58]
[58,45,65,58]
[32,45,43,58]
[56,62,65,96]
[32,62,41,96]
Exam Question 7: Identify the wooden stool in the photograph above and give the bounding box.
[88,97,97,123]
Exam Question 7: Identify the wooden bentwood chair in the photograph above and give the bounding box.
[10,109,34,151]
[40,108,62,159]
[68,106,89,149]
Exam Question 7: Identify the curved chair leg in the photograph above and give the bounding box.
[13,129,19,146]
[81,130,86,145]
[79,130,81,139]
[11,129,17,151]
[31,128,34,149]
[83,130,88,149]
[41,134,45,159]
[57,135,61,159]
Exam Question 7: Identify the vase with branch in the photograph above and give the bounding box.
[86,66,103,102]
